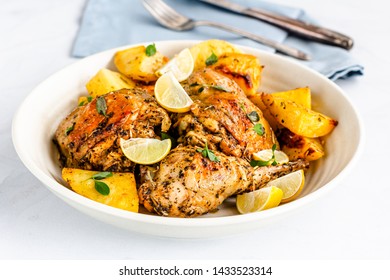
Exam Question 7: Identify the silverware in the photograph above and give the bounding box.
[200,0,353,50]
[142,0,310,60]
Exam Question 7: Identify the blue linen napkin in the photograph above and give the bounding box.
[72,0,364,80]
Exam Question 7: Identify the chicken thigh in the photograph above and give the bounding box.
[54,89,171,172]
[138,146,308,217]
[174,68,278,161]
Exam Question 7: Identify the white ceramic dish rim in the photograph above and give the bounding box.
[12,40,364,231]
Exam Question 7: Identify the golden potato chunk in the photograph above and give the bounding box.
[114,45,168,82]
[190,39,242,70]
[86,68,136,98]
[62,168,138,212]
[212,53,263,96]
[271,87,311,109]
[262,94,338,137]
[278,129,325,161]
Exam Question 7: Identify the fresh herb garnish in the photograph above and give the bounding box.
[250,159,271,167]
[94,181,110,196]
[196,84,230,93]
[65,124,74,136]
[96,96,107,116]
[161,132,177,147]
[210,85,230,92]
[247,111,260,122]
[250,144,277,167]
[239,103,264,135]
[91,171,113,180]
[145,43,156,57]
[87,96,93,102]
[90,172,113,196]
[197,142,220,162]
[205,52,218,66]
[253,123,264,136]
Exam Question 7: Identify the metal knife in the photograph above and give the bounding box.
[199,0,354,50]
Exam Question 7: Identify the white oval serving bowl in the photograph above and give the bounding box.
[12,40,363,238]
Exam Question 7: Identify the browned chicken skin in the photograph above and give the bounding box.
[54,89,171,172]
[175,68,278,161]
[138,146,308,217]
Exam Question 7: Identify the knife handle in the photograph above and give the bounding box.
[246,8,354,50]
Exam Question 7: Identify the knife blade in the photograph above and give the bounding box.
[199,0,353,50]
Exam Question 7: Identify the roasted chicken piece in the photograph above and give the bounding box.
[138,146,308,217]
[54,89,171,172]
[174,68,277,161]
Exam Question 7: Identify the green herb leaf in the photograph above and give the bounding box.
[91,171,113,180]
[94,180,110,196]
[78,101,85,106]
[205,52,218,66]
[145,43,156,57]
[161,132,177,147]
[161,132,170,141]
[247,111,260,122]
[207,150,220,162]
[96,96,107,116]
[87,96,93,102]
[250,159,271,167]
[197,142,220,162]
[65,124,74,136]
[253,123,264,136]
[210,85,231,92]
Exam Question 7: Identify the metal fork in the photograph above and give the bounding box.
[142,0,310,60]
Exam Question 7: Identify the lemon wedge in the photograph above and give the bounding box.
[236,186,283,214]
[156,48,194,82]
[120,138,171,165]
[266,169,305,203]
[253,149,289,165]
[154,72,193,113]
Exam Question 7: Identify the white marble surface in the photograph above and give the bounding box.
[1,0,389,259]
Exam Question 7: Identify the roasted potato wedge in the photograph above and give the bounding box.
[114,45,168,82]
[211,53,263,96]
[62,168,138,212]
[190,39,242,70]
[272,87,311,109]
[86,68,136,98]
[250,88,310,130]
[262,94,338,137]
[278,129,325,161]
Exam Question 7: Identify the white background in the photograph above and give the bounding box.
[1,0,389,261]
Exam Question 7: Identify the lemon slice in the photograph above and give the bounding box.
[236,186,283,214]
[266,169,305,203]
[253,149,289,165]
[154,72,193,113]
[120,138,171,165]
[156,48,194,82]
